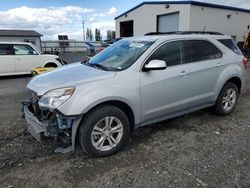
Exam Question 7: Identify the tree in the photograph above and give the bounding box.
[106,30,116,42]
[86,28,90,41]
[82,19,85,41]
[95,28,101,41]
[86,28,94,41]
[106,30,112,42]
[111,31,116,40]
[89,29,93,41]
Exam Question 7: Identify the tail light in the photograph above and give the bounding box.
[242,57,248,69]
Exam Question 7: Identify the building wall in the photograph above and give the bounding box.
[189,5,250,42]
[0,36,41,49]
[115,4,191,38]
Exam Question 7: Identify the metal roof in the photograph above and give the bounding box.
[0,29,43,37]
[115,1,250,20]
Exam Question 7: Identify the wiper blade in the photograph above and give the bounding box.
[90,63,108,70]
[81,59,89,65]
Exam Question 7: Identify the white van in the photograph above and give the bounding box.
[0,42,64,76]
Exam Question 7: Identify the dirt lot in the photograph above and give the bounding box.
[0,68,249,188]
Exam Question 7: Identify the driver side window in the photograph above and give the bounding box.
[147,41,183,66]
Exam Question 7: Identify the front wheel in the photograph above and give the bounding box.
[79,105,130,157]
[213,82,239,115]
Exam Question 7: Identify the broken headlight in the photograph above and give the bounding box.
[38,87,75,109]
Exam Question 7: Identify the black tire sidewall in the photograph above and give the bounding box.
[214,82,239,115]
[79,105,130,157]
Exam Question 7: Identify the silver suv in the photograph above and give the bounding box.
[23,32,247,157]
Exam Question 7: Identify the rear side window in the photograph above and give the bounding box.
[147,41,183,66]
[218,39,242,55]
[0,44,13,55]
[184,40,222,63]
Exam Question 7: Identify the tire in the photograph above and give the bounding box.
[79,105,130,157]
[213,82,239,115]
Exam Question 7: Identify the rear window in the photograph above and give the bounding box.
[218,39,242,55]
[0,44,13,55]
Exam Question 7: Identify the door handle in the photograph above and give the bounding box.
[216,62,223,67]
[16,58,21,60]
[179,71,188,76]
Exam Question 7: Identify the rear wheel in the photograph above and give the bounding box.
[213,82,239,115]
[79,105,130,157]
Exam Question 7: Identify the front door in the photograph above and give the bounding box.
[140,40,190,124]
[14,44,41,74]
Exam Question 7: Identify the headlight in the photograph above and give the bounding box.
[38,87,75,109]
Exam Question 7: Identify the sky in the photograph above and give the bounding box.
[0,0,250,40]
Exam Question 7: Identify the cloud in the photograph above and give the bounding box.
[0,5,96,40]
[195,0,250,7]
[90,21,115,37]
[89,17,96,22]
[92,13,106,18]
[107,7,118,15]
[239,3,250,9]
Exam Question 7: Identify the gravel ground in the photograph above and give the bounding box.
[0,68,249,188]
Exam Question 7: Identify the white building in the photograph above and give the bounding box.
[115,1,250,42]
[0,29,43,50]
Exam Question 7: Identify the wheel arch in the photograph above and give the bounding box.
[44,62,58,68]
[72,100,136,150]
[226,77,242,93]
[213,75,242,106]
[84,100,135,133]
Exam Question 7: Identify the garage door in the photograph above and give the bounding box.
[157,12,179,32]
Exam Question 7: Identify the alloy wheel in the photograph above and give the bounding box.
[222,88,236,112]
[91,117,123,151]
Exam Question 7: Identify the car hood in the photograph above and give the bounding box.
[27,62,115,96]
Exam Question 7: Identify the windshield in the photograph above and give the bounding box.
[88,39,154,71]
[31,44,43,54]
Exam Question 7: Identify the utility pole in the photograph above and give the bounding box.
[82,19,85,41]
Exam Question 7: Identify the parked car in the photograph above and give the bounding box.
[22,32,247,157]
[0,42,64,76]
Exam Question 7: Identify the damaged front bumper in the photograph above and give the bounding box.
[22,99,82,153]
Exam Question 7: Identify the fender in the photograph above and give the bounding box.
[58,78,141,123]
[70,97,137,151]
[213,63,245,101]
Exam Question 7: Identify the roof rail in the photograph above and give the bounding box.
[145,31,224,36]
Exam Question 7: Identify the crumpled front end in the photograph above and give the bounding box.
[22,91,81,153]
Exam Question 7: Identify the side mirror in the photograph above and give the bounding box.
[32,51,38,55]
[143,60,167,71]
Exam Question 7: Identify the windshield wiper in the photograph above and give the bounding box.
[81,59,89,65]
[81,60,108,71]
[89,63,108,71]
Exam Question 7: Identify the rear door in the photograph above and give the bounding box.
[183,40,223,108]
[0,44,15,75]
[14,44,42,73]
